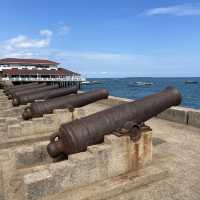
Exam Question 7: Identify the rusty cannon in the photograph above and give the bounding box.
[9,84,59,100]
[22,89,109,120]
[47,86,182,160]
[6,83,47,98]
[4,82,38,91]
[12,86,78,106]
[4,82,41,95]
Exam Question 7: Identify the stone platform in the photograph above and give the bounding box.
[43,118,200,200]
[0,89,200,200]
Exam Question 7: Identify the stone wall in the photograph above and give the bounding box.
[0,109,76,148]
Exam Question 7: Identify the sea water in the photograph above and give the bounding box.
[81,77,200,109]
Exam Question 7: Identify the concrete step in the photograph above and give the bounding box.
[45,166,169,200]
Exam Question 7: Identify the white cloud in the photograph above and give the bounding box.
[145,3,200,16]
[0,29,53,52]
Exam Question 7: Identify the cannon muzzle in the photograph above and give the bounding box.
[47,86,182,159]
[22,89,109,120]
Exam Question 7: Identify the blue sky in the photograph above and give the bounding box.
[0,0,200,77]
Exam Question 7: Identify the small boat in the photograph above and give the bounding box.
[134,82,153,87]
[128,81,153,87]
[135,81,153,86]
[185,80,198,84]
[92,81,102,84]
[81,81,91,85]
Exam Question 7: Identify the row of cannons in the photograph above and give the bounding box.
[3,82,182,160]
[0,82,182,200]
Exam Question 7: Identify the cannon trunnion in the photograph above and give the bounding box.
[22,89,109,120]
[47,86,182,160]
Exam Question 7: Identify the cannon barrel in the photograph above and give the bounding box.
[6,83,47,97]
[4,82,38,92]
[47,86,182,159]
[10,84,59,100]
[12,86,78,106]
[4,82,41,95]
[22,89,109,120]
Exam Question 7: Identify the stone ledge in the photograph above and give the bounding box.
[188,109,200,128]
[45,167,169,200]
[157,106,189,124]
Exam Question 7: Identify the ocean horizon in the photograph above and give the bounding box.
[81,77,200,109]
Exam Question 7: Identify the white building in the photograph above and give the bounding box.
[0,58,82,88]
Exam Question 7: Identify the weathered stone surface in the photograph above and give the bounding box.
[21,121,34,136]
[44,118,200,200]
[0,150,16,200]
[157,106,189,124]
[15,141,51,169]
[7,124,21,138]
[45,166,168,200]
[188,109,200,128]
[21,132,152,200]
[23,170,55,200]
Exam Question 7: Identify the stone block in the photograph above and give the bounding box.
[0,110,15,118]
[7,124,21,138]
[53,109,73,124]
[43,114,58,132]
[0,117,5,124]
[32,141,51,164]
[143,132,153,165]
[0,102,11,110]
[68,152,98,186]
[104,135,129,176]
[0,150,16,200]
[157,106,188,124]
[15,146,34,169]
[5,117,19,126]
[87,143,111,178]
[73,108,86,119]
[48,160,76,191]
[21,121,34,136]
[15,141,50,169]
[32,118,46,134]
[188,110,200,128]
[23,170,56,200]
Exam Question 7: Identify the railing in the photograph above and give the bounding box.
[2,76,83,82]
